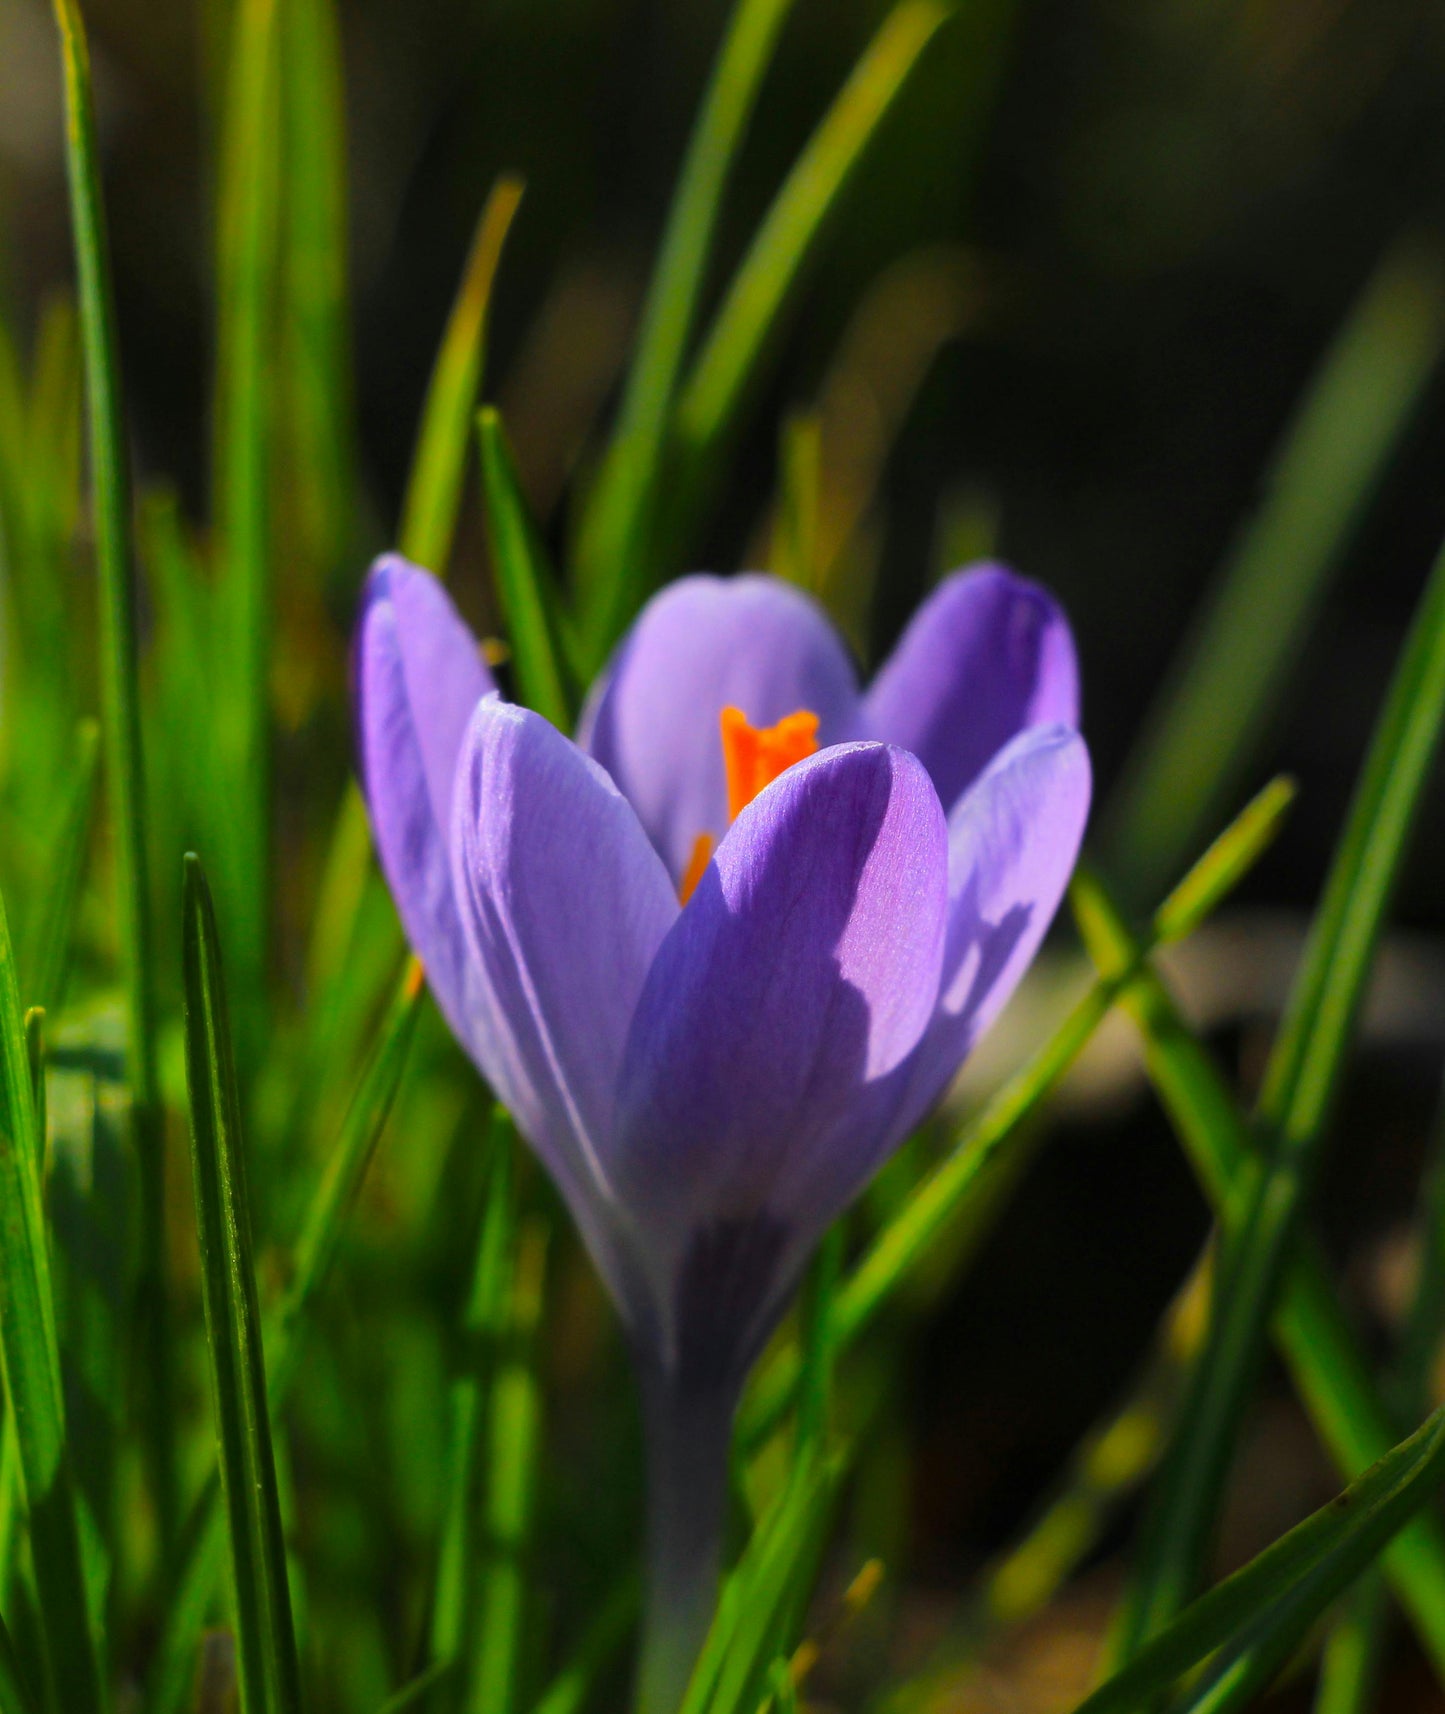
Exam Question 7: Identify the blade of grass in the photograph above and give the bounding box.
[400,177,524,576]
[739,774,1297,1453]
[1071,1404,1445,1714]
[377,1661,458,1714]
[574,0,799,649]
[529,1577,640,1714]
[661,1,950,592]
[467,1217,549,1714]
[148,957,424,1714]
[1104,238,1445,903]
[22,1013,43,1185]
[181,854,301,1714]
[0,1613,35,1714]
[771,412,822,593]
[20,719,100,1017]
[212,0,281,1044]
[477,407,575,728]
[430,1111,514,1685]
[0,880,103,1712]
[1109,527,1445,1659]
[1072,871,1445,1677]
[49,0,173,1566]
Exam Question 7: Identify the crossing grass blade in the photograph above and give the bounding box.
[574,0,799,650]
[477,407,576,728]
[21,718,99,1016]
[1104,237,1445,903]
[529,1578,641,1714]
[662,1,950,582]
[738,766,1296,1453]
[148,957,424,1714]
[0,880,104,1713]
[0,1613,35,1714]
[400,177,524,576]
[1072,871,1445,1676]
[49,0,174,1566]
[181,855,301,1714]
[1109,526,1445,1660]
[1071,1404,1445,1714]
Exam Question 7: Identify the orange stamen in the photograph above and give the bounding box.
[720,705,820,822]
[678,833,714,906]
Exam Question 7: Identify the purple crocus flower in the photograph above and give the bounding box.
[355,557,1090,1709]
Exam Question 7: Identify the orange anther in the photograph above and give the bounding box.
[720,706,819,823]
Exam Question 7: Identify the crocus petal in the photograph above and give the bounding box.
[887,723,1092,1140]
[864,564,1080,812]
[612,741,948,1372]
[451,696,680,1311]
[579,574,862,881]
[355,554,495,1051]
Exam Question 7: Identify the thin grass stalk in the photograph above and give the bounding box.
[48,0,173,1565]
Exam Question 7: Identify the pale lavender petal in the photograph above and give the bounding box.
[887,723,1092,1140]
[451,696,679,1312]
[611,742,948,1370]
[864,564,1080,812]
[579,574,862,881]
[354,554,495,1050]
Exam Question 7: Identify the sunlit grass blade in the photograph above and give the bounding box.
[662,1,950,585]
[1110,526,1445,1658]
[1072,871,1445,1676]
[478,407,576,728]
[280,0,357,584]
[48,0,173,1563]
[20,718,99,1016]
[574,0,798,648]
[21,1014,43,1183]
[181,854,301,1714]
[400,177,524,575]
[740,764,1295,1452]
[148,957,423,1714]
[0,880,103,1712]
[1152,774,1296,947]
[213,0,281,1043]
[1072,1405,1445,1714]
[468,1215,549,1714]
[1104,238,1445,903]
[430,1110,514,1685]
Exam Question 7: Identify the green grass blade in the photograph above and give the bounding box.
[48,0,173,1558]
[431,1110,514,1680]
[468,1217,549,1714]
[377,1661,458,1714]
[22,1013,43,1184]
[21,719,99,1016]
[0,881,104,1713]
[1072,1406,1445,1714]
[181,855,300,1714]
[1104,238,1445,903]
[574,0,799,645]
[1109,527,1445,1656]
[771,412,823,593]
[1151,775,1296,947]
[0,1614,35,1714]
[213,0,282,1036]
[280,0,357,583]
[1072,872,1445,1677]
[664,1,950,579]
[529,1577,640,1714]
[477,407,575,728]
[400,177,524,575]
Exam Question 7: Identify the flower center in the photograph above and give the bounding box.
[678,705,820,904]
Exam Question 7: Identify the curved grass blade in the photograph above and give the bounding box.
[1105,238,1445,903]
[1072,1406,1445,1714]
[181,855,300,1714]
[21,719,100,1017]
[0,882,103,1712]
[477,407,575,728]
[575,0,799,648]
[1072,871,1445,1676]
[48,0,174,1556]
[400,177,524,576]
[1110,528,1445,1659]
[663,1,950,581]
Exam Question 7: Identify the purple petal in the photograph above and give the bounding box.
[451,696,679,1309]
[888,723,1092,1139]
[863,564,1080,812]
[611,742,948,1368]
[579,574,862,881]
[354,554,495,1049]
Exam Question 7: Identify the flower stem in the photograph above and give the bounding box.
[634,1364,736,1714]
